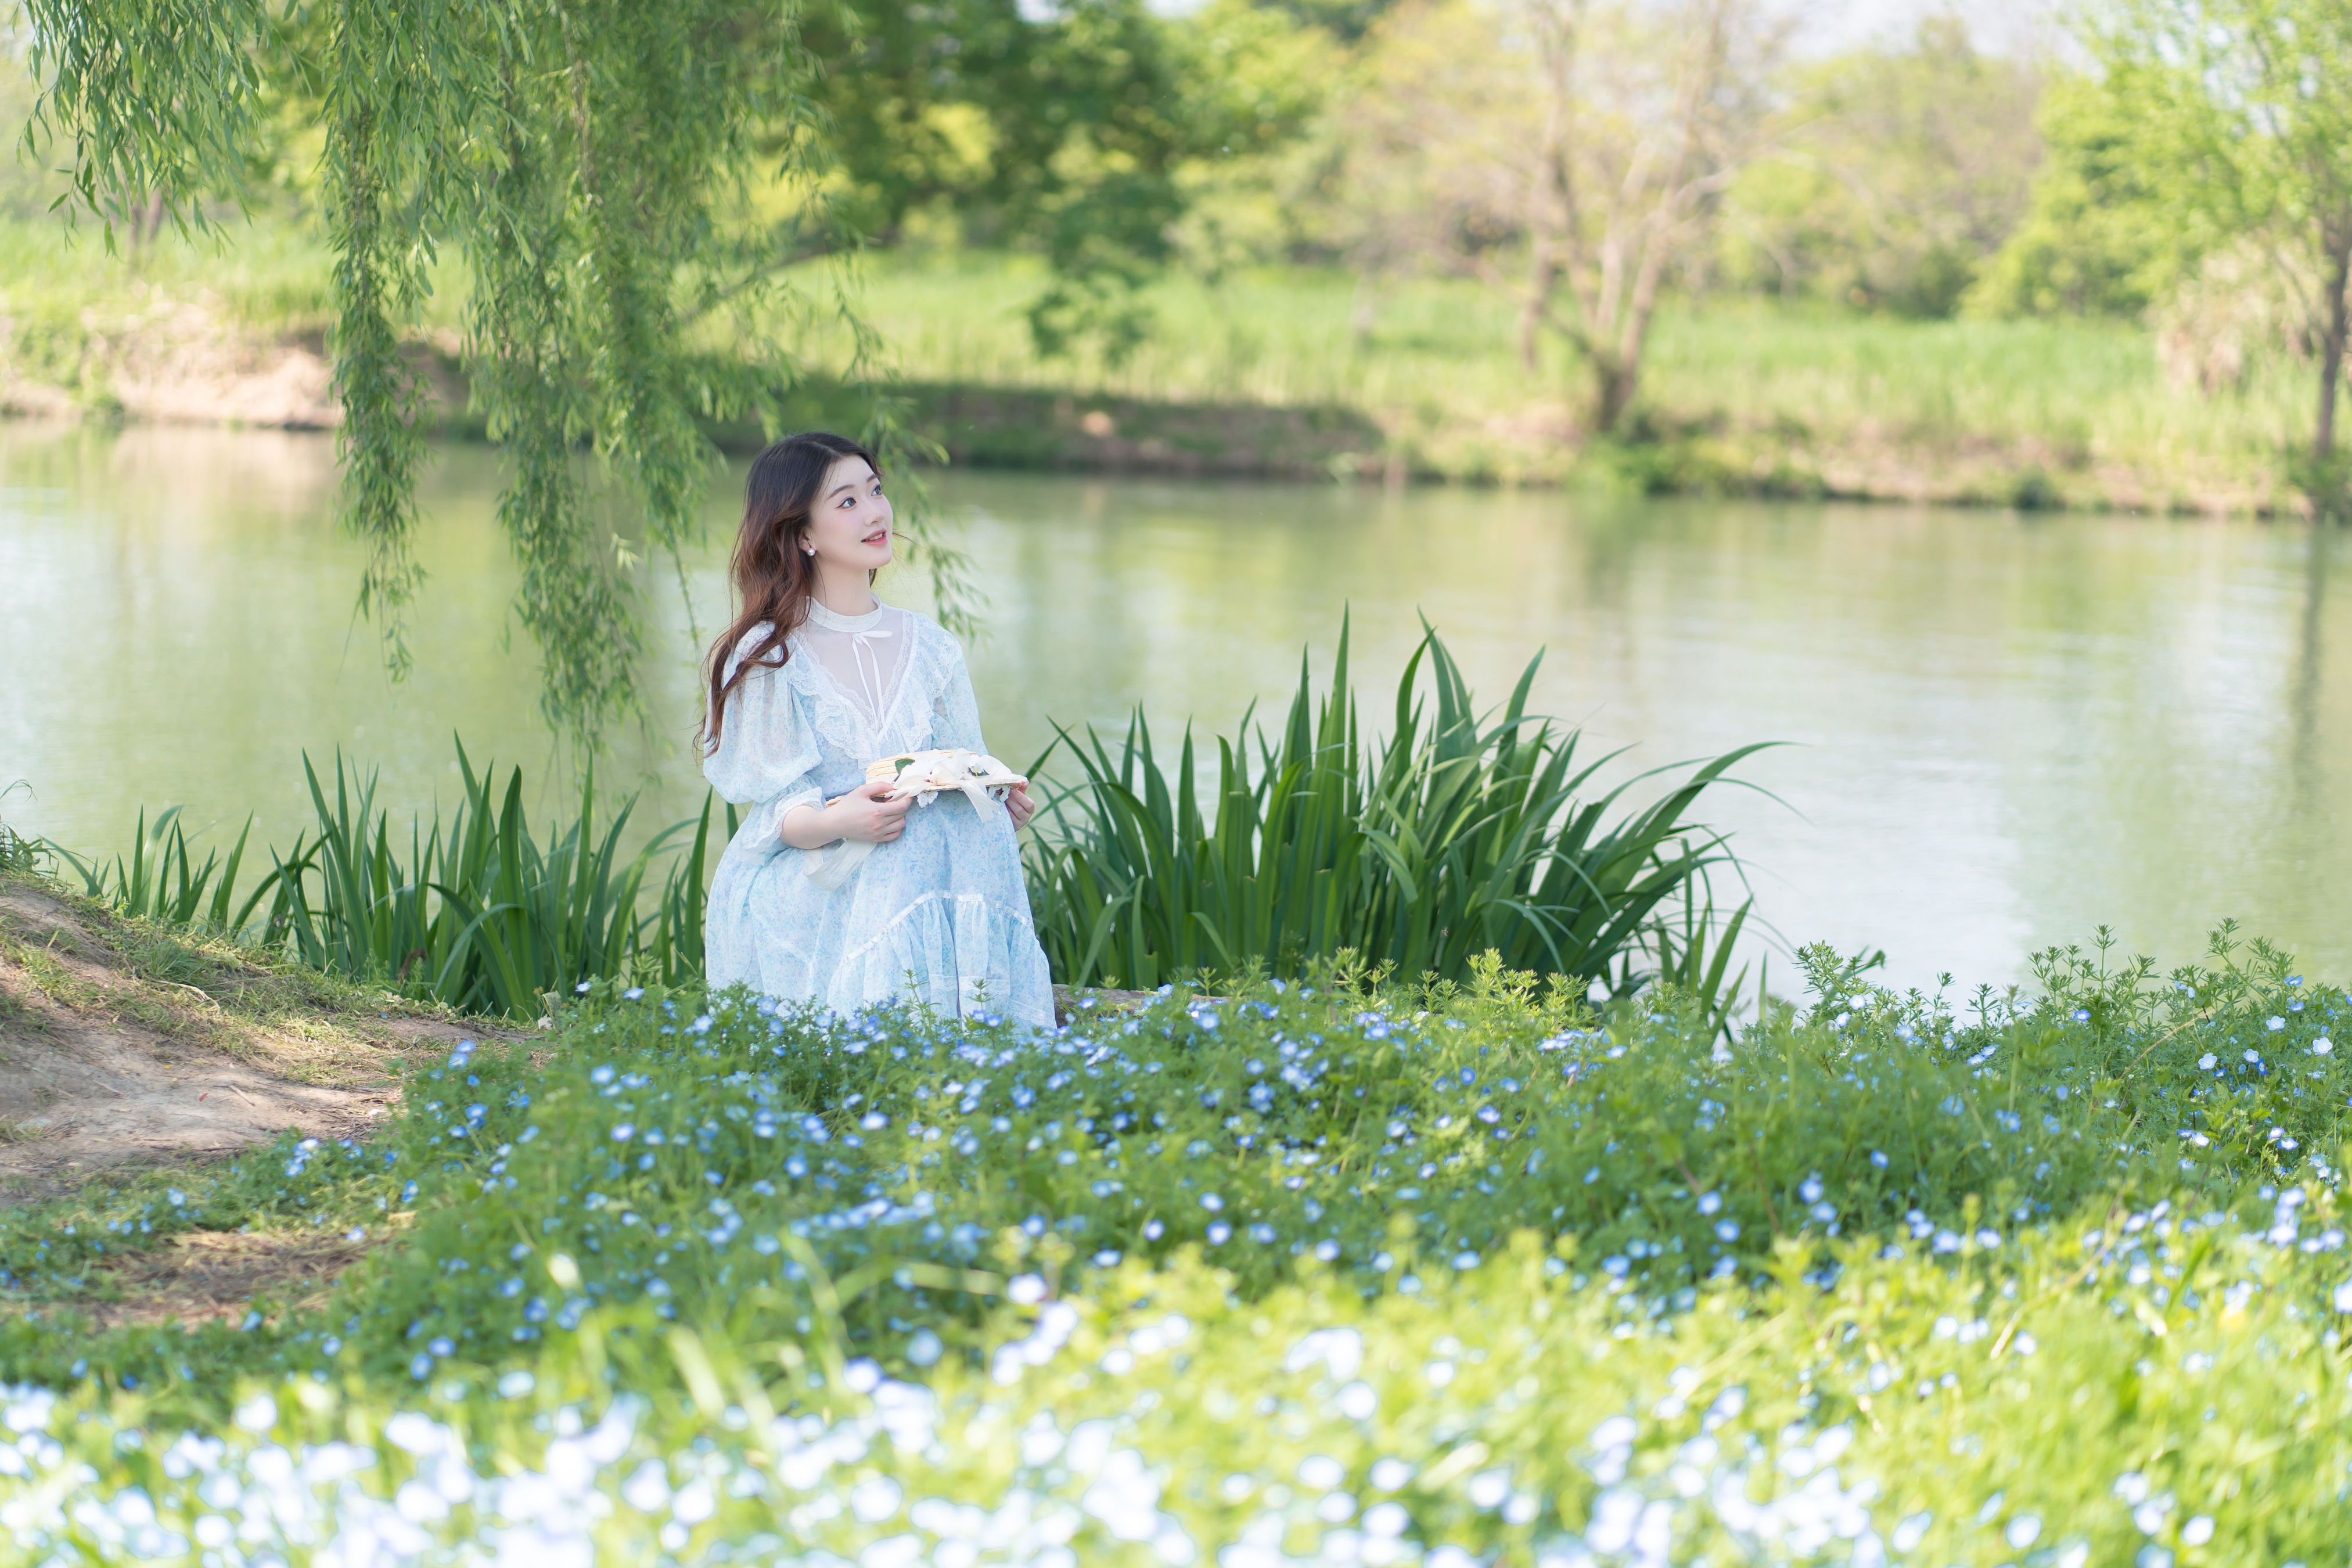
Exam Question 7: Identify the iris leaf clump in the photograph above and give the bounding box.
[1025,622,1764,1002]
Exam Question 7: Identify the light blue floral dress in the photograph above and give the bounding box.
[701,599,1055,1027]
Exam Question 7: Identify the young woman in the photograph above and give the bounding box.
[700,432,1055,1027]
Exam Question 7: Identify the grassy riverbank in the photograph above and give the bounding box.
[2,866,2350,1561]
[0,210,2318,513]
[794,254,2315,513]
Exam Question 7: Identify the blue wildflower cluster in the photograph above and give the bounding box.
[1,929,2351,1560]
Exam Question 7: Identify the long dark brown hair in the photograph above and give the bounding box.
[702,431,880,750]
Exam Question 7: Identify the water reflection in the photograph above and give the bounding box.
[5,420,2349,991]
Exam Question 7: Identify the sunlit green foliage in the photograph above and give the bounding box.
[1722,19,2040,319]
[1969,74,2194,322]
[1986,0,2352,486]
[22,0,855,736]
[807,0,1330,361]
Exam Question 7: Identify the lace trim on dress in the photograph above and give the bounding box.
[799,598,915,740]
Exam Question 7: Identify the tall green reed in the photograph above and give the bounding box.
[0,781,49,875]
[51,742,727,1019]
[1023,621,1764,1002]
[46,805,260,929]
[51,639,1758,1019]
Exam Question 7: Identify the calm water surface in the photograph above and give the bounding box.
[6,421,2350,992]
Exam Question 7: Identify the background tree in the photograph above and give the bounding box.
[1514,0,1785,430]
[17,0,1318,740]
[1289,0,1782,433]
[26,0,862,740]
[1294,0,1526,338]
[2056,0,2352,489]
[1720,17,2041,317]
[1969,70,2193,319]
[800,0,1325,362]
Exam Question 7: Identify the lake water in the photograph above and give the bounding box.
[5,420,2349,994]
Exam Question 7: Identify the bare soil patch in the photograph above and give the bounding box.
[0,875,519,1202]
[80,1227,380,1329]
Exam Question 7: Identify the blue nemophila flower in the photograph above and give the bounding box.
[612,1124,634,1142]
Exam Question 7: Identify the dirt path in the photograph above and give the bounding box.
[0,877,513,1204]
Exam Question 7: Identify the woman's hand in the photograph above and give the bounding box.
[782,781,912,849]
[1005,783,1037,832]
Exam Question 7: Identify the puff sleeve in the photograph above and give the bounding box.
[928,635,990,756]
[702,631,823,842]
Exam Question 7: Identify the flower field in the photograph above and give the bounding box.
[3,931,2351,1565]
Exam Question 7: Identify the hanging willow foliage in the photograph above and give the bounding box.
[23,0,949,740]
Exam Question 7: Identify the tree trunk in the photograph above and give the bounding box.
[1349,270,1381,350]
[2318,226,2351,466]
[1593,354,1638,433]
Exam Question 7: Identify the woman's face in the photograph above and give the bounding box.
[801,455,894,573]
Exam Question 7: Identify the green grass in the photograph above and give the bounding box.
[1,924,2350,1560]
[788,251,2317,507]
[0,189,2322,502]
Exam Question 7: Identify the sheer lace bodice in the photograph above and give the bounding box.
[799,599,912,733]
[699,600,1052,1027]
